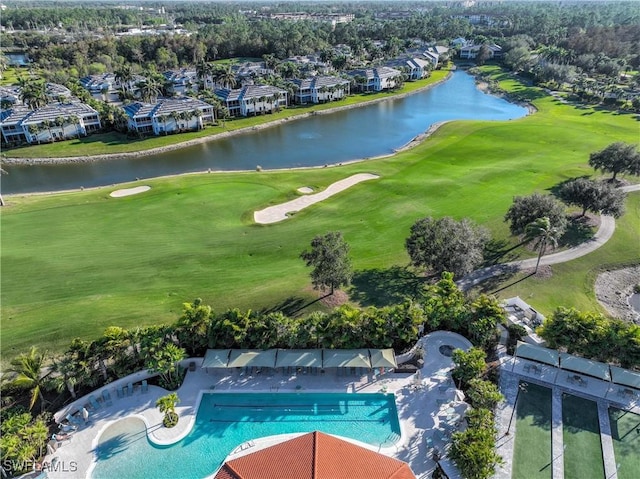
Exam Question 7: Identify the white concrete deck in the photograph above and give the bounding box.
[46,333,472,479]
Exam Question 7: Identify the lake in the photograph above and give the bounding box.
[3,70,528,194]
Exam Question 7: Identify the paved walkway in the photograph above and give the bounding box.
[47,333,471,479]
[458,184,640,291]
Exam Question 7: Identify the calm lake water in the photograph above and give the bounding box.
[3,70,528,194]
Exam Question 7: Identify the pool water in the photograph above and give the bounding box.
[91,392,400,479]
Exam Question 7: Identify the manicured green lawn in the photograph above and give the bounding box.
[609,408,640,479]
[3,70,450,158]
[562,394,605,479]
[513,382,553,479]
[1,67,639,357]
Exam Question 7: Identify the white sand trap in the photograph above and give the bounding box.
[109,186,151,198]
[254,173,379,224]
[297,186,314,194]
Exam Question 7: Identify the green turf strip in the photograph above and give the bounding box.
[608,408,640,479]
[562,394,604,479]
[512,382,553,479]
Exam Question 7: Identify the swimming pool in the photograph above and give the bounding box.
[91,392,400,479]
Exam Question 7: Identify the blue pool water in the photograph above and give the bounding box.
[91,392,400,479]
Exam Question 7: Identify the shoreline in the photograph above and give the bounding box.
[3,72,454,166]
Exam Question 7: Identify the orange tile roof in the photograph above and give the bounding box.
[213,431,416,479]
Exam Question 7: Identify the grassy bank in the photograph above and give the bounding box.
[4,70,450,159]
[2,67,639,356]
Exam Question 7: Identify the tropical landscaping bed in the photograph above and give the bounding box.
[2,66,639,358]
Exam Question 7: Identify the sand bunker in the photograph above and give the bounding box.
[109,186,151,198]
[297,187,314,194]
[254,173,379,224]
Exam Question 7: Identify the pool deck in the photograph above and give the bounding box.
[46,332,471,479]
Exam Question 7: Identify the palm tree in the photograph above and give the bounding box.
[27,123,41,144]
[272,91,283,111]
[213,63,237,90]
[192,109,203,130]
[524,217,561,274]
[67,114,81,137]
[41,120,54,142]
[138,77,160,103]
[196,61,214,90]
[54,116,66,140]
[51,355,79,399]
[156,392,180,427]
[7,347,51,412]
[114,65,134,95]
[170,111,181,132]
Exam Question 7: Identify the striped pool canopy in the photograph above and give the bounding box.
[228,349,277,368]
[559,353,611,381]
[275,349,323,368]
[610,366,640,389]
[202,349,231,368]
[201,348,397,370]
[369,349,398,369]
[515,341,560,367]
[323,349,371,368]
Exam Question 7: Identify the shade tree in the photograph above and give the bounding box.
[406,217,489,279]
[589,142,640,181]
[300,231,352,295]
[557,178,626,217]
[504,192,567,236]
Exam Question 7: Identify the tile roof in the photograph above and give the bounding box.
[122,97,214,119]
[213,431,416,479]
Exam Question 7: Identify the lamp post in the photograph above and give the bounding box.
[505,381,528,436]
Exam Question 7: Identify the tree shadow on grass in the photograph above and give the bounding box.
[349,266,425,307]
[560,215,596,247]
[482,238,523,266]
[473,265,523,294]
[260,296,317,316]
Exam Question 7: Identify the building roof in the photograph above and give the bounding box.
[348,67,401,81]
[213,431,416,479]
[215,84,287,102]
[80,73,145,90]
[1,102,99,125]
[369,349,398,369]
[292,76,350,90]
[122,97,214,119]
[163,68,197,82]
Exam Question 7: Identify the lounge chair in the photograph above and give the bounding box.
[88,395,101,410]
[126,382,134,396]
[141,380,148,394]
[66,413,83,427]
[102,390,113,406]
[116,386,125,398]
